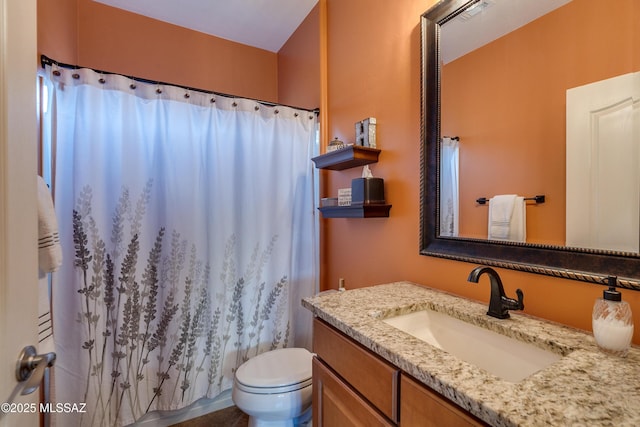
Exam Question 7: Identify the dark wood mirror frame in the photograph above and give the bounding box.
[419,0,640,291]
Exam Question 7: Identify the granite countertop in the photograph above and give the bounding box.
[302,281,640,427]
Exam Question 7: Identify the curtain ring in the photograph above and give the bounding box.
[294,112,299,117]
[254,105,260,111]
[156,84,162,95]
[98,73,106,84]
[72,69,80,79]
[52,68,61,77]
[232,102,238,107]
[129,78,137,90]
[184,92,190,99]
[274,109,279,115]
[210,97,216,103]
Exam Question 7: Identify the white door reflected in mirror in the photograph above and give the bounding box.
[566,72,640,252]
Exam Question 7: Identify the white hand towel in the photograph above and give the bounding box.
[38,272,55,354]
[38,175,63,272]
[488,194,517,240]
[508,196,526,243]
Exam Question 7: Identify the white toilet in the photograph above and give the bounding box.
[232,347,313,427]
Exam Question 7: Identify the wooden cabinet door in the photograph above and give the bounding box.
[313,357,395,427]
[400,374,487,427]
[313,319,399,422]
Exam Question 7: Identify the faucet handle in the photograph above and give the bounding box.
[515,288,525,310]
[501,288,525,313]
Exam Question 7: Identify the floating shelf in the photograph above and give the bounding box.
[318,204,392,218]
[312,146,381,170]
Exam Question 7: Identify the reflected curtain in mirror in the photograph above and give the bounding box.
[440,136,459,237]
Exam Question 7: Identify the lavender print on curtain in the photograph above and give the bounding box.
[43,64,318,426]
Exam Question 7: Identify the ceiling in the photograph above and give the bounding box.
[441,0,572,64]
[94,0,319,53]
[94,0,570,59]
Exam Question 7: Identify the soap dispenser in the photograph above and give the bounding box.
[592,276,634,357]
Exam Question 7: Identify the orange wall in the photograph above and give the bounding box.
[636,0,640,71]
[37,0,78,64]
[442,0,638,244]
[278,4,321,110]
[38,0,279,102]
[322,0,640,344]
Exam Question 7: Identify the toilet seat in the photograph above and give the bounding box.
[235,348,313,394]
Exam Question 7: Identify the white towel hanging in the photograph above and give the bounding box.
[37,175,63,272]
[488,195,526,242]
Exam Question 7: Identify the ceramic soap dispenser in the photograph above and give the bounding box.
[592,276,634,357]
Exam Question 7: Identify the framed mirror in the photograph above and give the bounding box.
[419,0,640,290]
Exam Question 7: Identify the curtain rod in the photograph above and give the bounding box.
[40,55,320,115]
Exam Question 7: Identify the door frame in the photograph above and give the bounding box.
[0,0,40,425]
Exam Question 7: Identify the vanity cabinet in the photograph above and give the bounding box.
[312,318,488,427]
[400,374,484,427]
[313,318,399,424]
[313,358,395,426]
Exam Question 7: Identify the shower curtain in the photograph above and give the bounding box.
[42,64,318,426]
[440,137,459,237]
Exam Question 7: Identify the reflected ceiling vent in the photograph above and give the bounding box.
[459,0,494,21]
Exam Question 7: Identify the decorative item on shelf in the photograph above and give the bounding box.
[351,165,385,206]
[320,197,338,207]
[337,188,352,206]
[355,117,377,148]
[327,137,345,152]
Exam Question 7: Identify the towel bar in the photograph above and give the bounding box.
[476,195,545,205]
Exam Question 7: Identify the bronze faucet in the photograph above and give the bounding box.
[468,266,524,319]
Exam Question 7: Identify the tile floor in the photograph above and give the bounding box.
[169,405,249,427]
[169,406,314,427]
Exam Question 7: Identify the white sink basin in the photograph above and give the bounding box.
[383,309,562,382]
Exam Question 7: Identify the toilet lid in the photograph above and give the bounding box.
[235,348,312,389]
